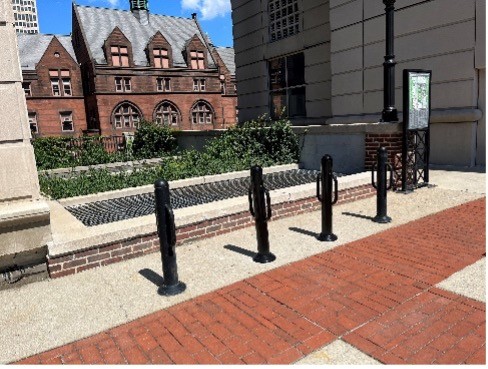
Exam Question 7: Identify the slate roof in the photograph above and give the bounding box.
[17,34,77,70]
[74,4,216,68]
[214,47,236,76]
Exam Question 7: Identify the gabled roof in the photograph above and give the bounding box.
[214,47,236,76]
[17,34,77,70]
[74,4,216,68]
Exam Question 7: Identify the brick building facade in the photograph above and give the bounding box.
[18,34,87,136]
[17,0,237,137]
[72,0,237,136]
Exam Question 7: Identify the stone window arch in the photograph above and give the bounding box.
[190,100,214,125]
[154,100,181,126]
[112,102,142,129]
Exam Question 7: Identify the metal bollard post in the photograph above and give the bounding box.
[316,155,339,241]
[154,179,186,296]
[248,165,276,263]
[371,147,394,223]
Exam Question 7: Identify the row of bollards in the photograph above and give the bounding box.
[153,147,394,296]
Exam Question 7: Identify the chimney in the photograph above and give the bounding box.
[130,0,149,25]
[191,13,197,19]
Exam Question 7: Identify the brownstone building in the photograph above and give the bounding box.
[72,0,237,136]
[17,33,87,136]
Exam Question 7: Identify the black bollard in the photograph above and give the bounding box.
[371,147,394,223]
[154,179,186,296]
[316,155,339,241]
[248,165,276,263]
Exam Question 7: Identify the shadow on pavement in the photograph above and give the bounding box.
[224,244,256,259]
[342,212,375,221]
[289,227,318,238]
[139,268,164,287]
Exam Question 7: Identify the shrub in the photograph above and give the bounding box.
[205,116,300,167]
[39,117,301,199]
[131,121,178,159]
[33,136,135,170]
[32,137,76,170]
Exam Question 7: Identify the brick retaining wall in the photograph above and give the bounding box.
[47,184,375,279]
[365,133,403,189]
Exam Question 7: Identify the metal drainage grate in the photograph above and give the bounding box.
[66,169,323,227]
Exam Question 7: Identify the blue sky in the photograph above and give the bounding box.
[37,0,234,47]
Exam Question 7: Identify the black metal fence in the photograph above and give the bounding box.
[67,136,126,154]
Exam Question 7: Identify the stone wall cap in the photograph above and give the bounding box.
[48,170,369,257]
[0,200,50,224]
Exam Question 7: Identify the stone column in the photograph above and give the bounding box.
[0,0,51,281]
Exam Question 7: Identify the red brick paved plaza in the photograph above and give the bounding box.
[16,198,486,365]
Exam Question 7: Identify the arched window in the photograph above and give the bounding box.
[191,101,214,125]
[112,102,141,129]
[154,101,180,126]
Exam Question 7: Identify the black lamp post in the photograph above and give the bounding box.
[381,0,398,122]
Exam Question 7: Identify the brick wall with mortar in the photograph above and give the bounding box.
[91,93,237,135]
[25,37,87,136]
[72,13,237,136]
[47,184,375,279]
[365,133,403,189]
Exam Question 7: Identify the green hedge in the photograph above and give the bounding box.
[33,122,178,170]
[131,121,178,160]
[39,117,301,199]
[32,136,132,170]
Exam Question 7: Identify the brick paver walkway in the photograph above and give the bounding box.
[16,199,486,365]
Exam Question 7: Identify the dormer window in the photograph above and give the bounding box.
[49,70,71,96]
[153,48,169,68]
[111,45,129,67]
[190,50,205,69]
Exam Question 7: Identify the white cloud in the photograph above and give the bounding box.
[182,0,231,20]
[87,0,120,8]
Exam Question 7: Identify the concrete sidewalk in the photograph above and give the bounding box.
[1,168,486,364]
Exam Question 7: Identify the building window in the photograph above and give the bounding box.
[113,103,141,129]
[269,0,300,42]
[153,48,169,68]
[111,45,129,67]
[115,77,131,92]
[190,50,205,69]
[269,53,306,118]
[23,82,31,96]
[28,112,38,133]
[60,112,74,132]
[191,101,213,125]
[193,79,205,92]
[157,78,171,92]
[49,70,71,96]
[62,78,72,96]
[154,101,180,126]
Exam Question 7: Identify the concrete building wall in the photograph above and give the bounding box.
[0,0,51,274]
[231,0,486,167]
[11,0,39,34]
[231,0,332,123]
[328,0,483,166]
[475,0,485,166]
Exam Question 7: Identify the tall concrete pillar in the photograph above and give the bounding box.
[0,0,51,284]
